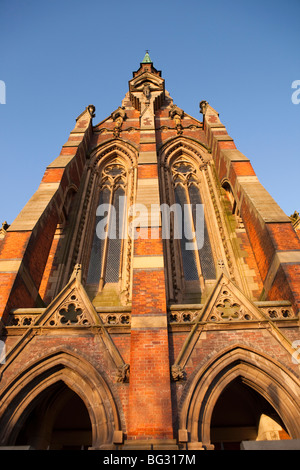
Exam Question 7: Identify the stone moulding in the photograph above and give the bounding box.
[7,300,294,329]
[7,308,132,329]
[1,265,129,383]
[178,344,300,447]
[0,348,123,449]
[170,273,298,380]
[168,300,296,325]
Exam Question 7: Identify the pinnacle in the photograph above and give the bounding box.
[141,50,152,64]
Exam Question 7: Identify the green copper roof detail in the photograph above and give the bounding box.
[142,51,152,63]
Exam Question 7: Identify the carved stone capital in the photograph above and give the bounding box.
[169,104,184,120]
[86,104,96,118]
[117,363,130,383]
[0,221,9,239]
[111,107,127,137]
[111,106,126,121]
[199,100,208,115]
[171,364,186,381]
[169,105,184,134]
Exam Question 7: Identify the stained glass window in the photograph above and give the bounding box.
[172,159,216,282]
[87,161,126,288]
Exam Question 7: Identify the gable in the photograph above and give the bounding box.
[199,273,266,323]
[37,264,101,328]
[171,274,297,378]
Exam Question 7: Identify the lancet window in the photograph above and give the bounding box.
[171,158,216,283]
[86,160,127,290]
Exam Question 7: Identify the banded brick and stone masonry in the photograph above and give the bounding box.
[126,60,175,448]
[0,56,299,451]
[201,101,300,314]
[0,106,95,322]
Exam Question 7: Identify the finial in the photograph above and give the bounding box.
[142,50,152,64]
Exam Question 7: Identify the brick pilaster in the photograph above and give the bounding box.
[201,103,300,313]
[127,94,174,443]
[0,106,94,322]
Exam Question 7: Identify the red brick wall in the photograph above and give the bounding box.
[268,263,300,312]
[137,164,158,179]
[240,200,276,281]
[235,230,264,298]
[0,112,93,321]
[131,268,166,315]
[128,328,174,439]
[0,231,30,259]
[133,228,163,256]
[205,118,300,311]
[1,87,299,448]
[39,236,59,303]
[0,231,32,321]
[171,326,300,425]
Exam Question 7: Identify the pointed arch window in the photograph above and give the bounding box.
[171,158,216,284]
[86,161,127,289]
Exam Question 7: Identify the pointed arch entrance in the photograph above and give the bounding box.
[210,377,290,449]
[15,381,92,450]
[179,345,300,449]
[0,350,122,449]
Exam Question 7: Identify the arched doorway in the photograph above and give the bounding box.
[210,377,290,450]
[0,350,122,449]
[15,381,92,450]
[179,346,300,449]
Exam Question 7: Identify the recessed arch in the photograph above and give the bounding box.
[89,138,139,171]
[158,136,219,304]
[158,135,211,170]
[210,376,290,448]
[221,178,239,215]
[179,344,300,447]
[47,140,138,298]
[130,73,163,89]
[15,380,93,449]
[82,139,138,304]
[58,184,79,226]
[0,349,122,449]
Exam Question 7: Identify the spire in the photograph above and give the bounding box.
[132,51,161,79]
[141,50,152,64]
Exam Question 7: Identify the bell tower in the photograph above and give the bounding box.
[125,52,175,447]
[0,54,300,451]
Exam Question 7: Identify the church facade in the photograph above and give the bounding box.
[0,54,300,450]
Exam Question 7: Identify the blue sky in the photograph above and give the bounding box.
[0,0,299,225]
